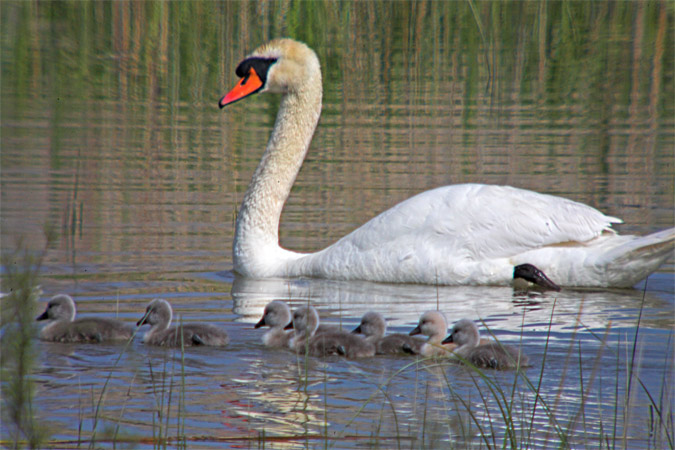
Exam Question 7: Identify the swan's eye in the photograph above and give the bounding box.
[235,57,278,85]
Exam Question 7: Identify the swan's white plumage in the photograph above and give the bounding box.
[224,38,674,288]
[290,183,628,285]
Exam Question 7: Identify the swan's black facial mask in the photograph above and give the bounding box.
[219,57,277,108]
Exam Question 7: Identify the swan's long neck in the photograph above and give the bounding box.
[234,79,322,276]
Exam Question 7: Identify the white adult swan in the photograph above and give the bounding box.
[220,38,674,288]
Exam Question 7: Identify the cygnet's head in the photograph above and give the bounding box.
[409,311,448,341]
[442,319,481,347]
[255,301,291,329]
[137,299,173,330]
[285,305,320,337]
[36,294,77,322]
[352,311,386,338]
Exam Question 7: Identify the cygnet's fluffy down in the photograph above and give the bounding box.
[442,319,529,369]
[36,294,133,343]
[352,311,424,355]
[409,311,458,356]
[286,306,375,358]
[254,300,293,347]
[137,299,229,347]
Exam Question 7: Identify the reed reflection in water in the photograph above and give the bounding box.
[1,1,673,448]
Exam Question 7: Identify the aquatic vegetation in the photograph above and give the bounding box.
[1,230,56,449]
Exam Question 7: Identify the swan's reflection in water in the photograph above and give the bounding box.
[231,274,672,332]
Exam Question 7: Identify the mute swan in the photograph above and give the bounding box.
[220,38,674,287]
[352,311,425,355]
[286,306,375,358]
[137,299,229,347]
[36,294,133,343]
[442,319,529,370]
[254,300,293,347]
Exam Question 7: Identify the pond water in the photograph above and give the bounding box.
[1,2,673,449]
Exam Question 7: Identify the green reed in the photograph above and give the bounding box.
[0,226,57,449]
[87,323,140,449]
[139,321,189,450]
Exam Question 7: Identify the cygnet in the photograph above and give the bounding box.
[442,319,529,369]
[408,311,457,356]
[352,311,424,355]
[254,300,293,347]
[286,306,375,358]
[137,299,229,347]
[36,294,133,343]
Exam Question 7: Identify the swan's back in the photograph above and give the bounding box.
[294,184,625,285]
[36,294,133,343]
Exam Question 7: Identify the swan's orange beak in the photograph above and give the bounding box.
[219,68,264,108]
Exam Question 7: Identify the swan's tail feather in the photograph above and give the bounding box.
[602,227,675,287]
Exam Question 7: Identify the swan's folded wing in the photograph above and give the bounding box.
[333,184,620,259]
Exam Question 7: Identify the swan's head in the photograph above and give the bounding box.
[137,298,173,330]
[219,38,321,107]
[352,311,386,338]
[36,294,77,322]
[409,311,448,341]
[442,319,481,346]
[255,300,291,329]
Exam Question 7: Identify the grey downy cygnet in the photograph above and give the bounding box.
[137,299,229,347]
[286,306,375,358]
[352,311,424,355]
[408,311,457,356]
[442,319,529,369]
[36,294,134,343]
[254,300,293,348]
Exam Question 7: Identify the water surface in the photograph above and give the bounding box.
[1,2,673,448]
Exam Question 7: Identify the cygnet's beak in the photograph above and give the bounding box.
[254,316,266,329]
